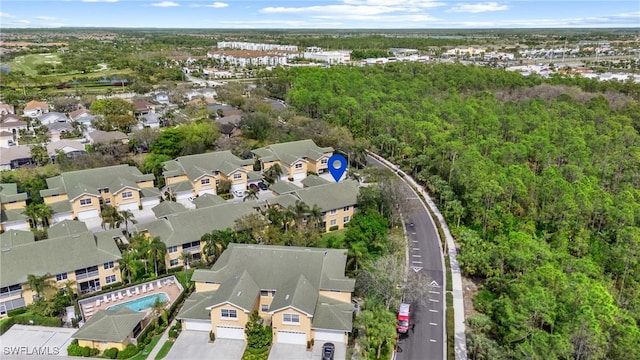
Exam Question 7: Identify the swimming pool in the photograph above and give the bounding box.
[108,293,169,312]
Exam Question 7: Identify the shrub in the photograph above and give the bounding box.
[67,340,83,356]
[209,331,215,342]
[329,225,339,231]
[7,308,27,317]
[104,347,119,359]
[169,328,178,339]
[0,318,15,335]
[117,344,138,359]
[307,340,312,350]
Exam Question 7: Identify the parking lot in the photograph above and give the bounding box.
[0,325,75,357]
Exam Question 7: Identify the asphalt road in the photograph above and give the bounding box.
[366,155,445,360]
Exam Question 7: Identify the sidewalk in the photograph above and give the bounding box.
[146,319,177,360]
[368,152,467,360]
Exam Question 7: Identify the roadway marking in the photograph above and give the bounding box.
[429,280,440,288]
[412,266,423,272]
[411,261,423,264]
[429,298,439,303]
[411,232,417,235]
[429,322,438,326]
[411,240,418,243]
[429,339,437,343]
[411,254,421,257]
[429,290,440,294]
[412,248,420,251]
[429,309,438,313]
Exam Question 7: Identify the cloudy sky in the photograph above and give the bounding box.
[0,0,638,29]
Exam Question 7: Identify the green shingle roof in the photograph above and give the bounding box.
[151,201,188,218]
[163,151,253,181]
[312,295,354,331]
[49,201,72,214]
[177,291,216,320]
[166,180,193,194]
[252,140,333,166]
[72,307,145,343]
[0,183,28,204]
[0,226,122,287]
[193,194,226,209]
[301,175,330,188]
[294,180,358,213]
[270,181,300,195]
[0,229,35,249]
[1,209,28,223]
[136,202,259,247]
[39,165,154,201]
[205,270,261,312]
[47,220,89,238]
[269,274,318,316]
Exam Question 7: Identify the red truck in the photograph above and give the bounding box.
[397,303,411,333]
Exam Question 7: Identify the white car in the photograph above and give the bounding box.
[233,189,247,197]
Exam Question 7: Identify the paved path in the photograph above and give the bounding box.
[367,152,467,360]
[145,319,176,359]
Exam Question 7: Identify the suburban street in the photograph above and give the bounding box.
[366,155,445,360]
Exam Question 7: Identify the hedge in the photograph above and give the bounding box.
[0,318,15,335]
[12,313,62,327]
[104,347,119,359]
[117,344,139,359]
[7,308,27,317]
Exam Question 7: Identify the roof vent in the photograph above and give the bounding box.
[285,294,290,300]
[237,291,242,297]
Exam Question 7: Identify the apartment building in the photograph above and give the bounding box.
[252,139,334,181]
[0,183,29,232]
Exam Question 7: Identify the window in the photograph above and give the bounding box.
[343,206,350,211]
[330,219,337,226]
[261,304,269,312]
[201,178,210,185]
[233,173,242,180]
[105,275,116,284]
[55,273,68,282]
[105,198,111,204]
[170,259,179,267]
[343,216,350,223]
[283,313,300,324]
[321,159,328,164]
[122,191,133,199]
[295,163,303,169]
[168,246,178,253]
[221,309,237,319]
[215,180,220,186]
[329,209,337,215]
[79,198,92,206]
[260,291,268,297]
[103,261,114,270]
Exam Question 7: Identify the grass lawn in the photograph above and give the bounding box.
[242,346,269,360]
[42,68,133,84]
[8,53,61,76]
[129,335,162,360]
[154,340,174,360]
[175,269,195,289]
[318,229,347,248]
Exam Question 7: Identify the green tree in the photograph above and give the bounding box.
[147,236,166,277]
[245,311,272,349]
[27,273,55,301]
[30,144,50,166]
[119,210,137,234]
[357,303,397,359]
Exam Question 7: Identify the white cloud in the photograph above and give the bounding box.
[81,0,119,2]
[151,1,180,7]
[0,12,16,18]
[261,5,403,16]
[344,0,445,8]
[206,2,228,8]
[447,2,508,13]
[36,16,57,20]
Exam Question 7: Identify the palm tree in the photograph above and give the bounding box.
[100,205,122,230]
[243,188,259,202]
[23,203,40,229]
[119,210,137,234]
[147,236,166,277]
[26,273,54,301]
[62,279,77,303]
[180,251,193,270]
[307,204,324,233]
[119,251,142,284]
[289,200,310,232]
[150,297,168,327]
[129,233,150,274]
[36,204,53,228]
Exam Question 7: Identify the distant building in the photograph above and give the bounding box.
[217,42,298,52]
[302,51,351,64]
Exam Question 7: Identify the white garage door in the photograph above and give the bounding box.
[77,209,99,220]
[52,212,73,223]
[141,197,160,208]
[231,183,245,192]
[216,326,245,340]
[198,189,215,196]
[277,331,306,344]
[314,330,345,343]
[184,320,211,332]
[175,191,192,201]
[4,221,30,231]
[293,172,306,181]
[118,202,138,211]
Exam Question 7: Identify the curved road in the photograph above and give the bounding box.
[366,155,446,360]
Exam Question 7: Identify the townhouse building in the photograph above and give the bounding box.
[252,139,334,181]
[40,165,160,222]
[178,244,354,345]
[0,183,29,231]
[0,221,123,316]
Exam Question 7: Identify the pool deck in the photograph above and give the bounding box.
[78,276,183,321]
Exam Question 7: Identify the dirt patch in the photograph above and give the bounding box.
[462,276,481,319]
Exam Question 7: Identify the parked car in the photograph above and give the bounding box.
[257,182,268,190]
[233,189,247,197]
[322,343,335,360]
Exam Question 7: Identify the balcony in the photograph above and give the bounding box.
[75,270,99,280]
[0,289,22,299]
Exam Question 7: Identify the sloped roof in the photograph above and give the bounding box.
[40,165,154,201]
[24,100,49,111]
[47,219,89,238]
[46,122,74,132]
[301,175,330,188]
[270,181,300,195]
[163,151,253,181]
[39,112,69,123]
[312,295,354,331]
[0,183,27,204]
[0,228,122,287]
[1,209,28,223]
[193,194,226,209]
[294,180,358,212]
[87,130,127,144]
[72,307,145,343]
[269,274,318,316]
[177,291,216,320]
[69,108,89,120]
[205,270,261,312]
[252,139,333,166]
[0,146,31,165]
[46,140,85,155]
[137,202,258,247]
[151,201,188,218]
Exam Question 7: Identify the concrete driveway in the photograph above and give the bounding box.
[268,343,310,360]
[312,342,347,360]
[0,325,75,357]
[165,331,246,360]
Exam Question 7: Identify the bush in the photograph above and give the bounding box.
[329,225,339,231]
[0,318,15,335]
[117,344,138,359]
[7,308,27,317]
[169,328,178,339]
[12,313,62,327]
[209,331,215,342]
[104,347,119,359]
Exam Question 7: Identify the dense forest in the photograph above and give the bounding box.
[260,64,640,359]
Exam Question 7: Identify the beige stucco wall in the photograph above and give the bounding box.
[323,206,355,232]
[258,291,276,320]
[71,195,100,217]
[228,170,247,188]
[318,290,351,303]
[165,175,189,186]
[195,282,220,293]
[164,240,206,269]
[211,303,251,337]
[78,339,127,351]
[43,194,69,205]
[2,200,26,211]
[193,175,217,195]
[271,308,312,343]
[307,154,331,174]
[113,187,141,208]
[137,180,155,188]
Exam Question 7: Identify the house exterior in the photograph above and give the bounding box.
[72,308,147,351]
[40,165,159,222]
[137,113,160,129]
[135,202,259,270]
[69,108,96,133]
[86,130,128,145]
[0,131,14,148]
[47,140,87,161]
[46,122,75,142]
[0,183,28,232]
[0,114,28,141]
[177,244,354,345]
[0,146,34,171]
[0,223,123,316]
[38,112,70,125]
[0,104,14,116]
[23,100,49,118]
[252,140,333,181]
[132,100,155,117]
[162,151,257,199]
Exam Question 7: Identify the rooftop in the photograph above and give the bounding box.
[252,139,333,166]
[72,307,145,343]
